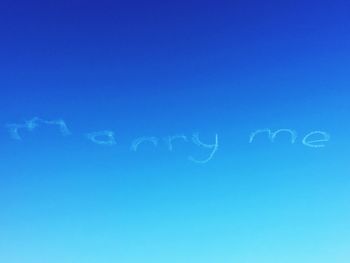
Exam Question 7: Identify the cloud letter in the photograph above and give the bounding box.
[86,130,116,145]
[164,134,188,151]
[189,133,219,164]
[302,131,330,148]
[249,128,297,143]
[131,136,158,151]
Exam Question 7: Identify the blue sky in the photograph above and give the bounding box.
[0,1,350,262]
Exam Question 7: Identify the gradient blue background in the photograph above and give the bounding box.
[1,1,350,262]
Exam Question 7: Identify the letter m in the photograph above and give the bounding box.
[249,129,297,144]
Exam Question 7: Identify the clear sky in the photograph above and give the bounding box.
[0,1,350,262]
